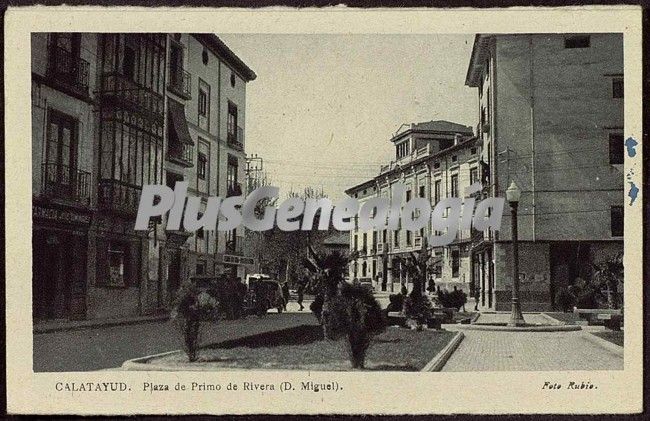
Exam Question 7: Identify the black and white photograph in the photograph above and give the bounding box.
[4,5,644,416]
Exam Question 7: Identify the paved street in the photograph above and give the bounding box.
[442,314,623,371]
[34,311,317,372]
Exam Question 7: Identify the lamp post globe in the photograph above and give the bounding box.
[506,180,525,327]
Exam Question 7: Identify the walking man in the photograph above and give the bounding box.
[297,279,306,311]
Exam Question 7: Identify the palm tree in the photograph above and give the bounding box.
[592,252,623,310]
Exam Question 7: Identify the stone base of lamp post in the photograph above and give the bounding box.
[508,298,526,327]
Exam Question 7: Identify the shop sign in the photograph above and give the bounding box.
[222,254,255,266]
[33,205,91,225]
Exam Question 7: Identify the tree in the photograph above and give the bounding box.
[304,246,384,369]
[592,252,624,309]
[402,240,435,329]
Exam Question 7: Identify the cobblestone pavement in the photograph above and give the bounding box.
[442,321,623,372]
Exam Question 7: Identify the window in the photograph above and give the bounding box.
[439,139,454,150]
[470,167,479,185]
[405,190,411,202]
[609,133,624,165]
[471,147,477,155]
[231,72,236,87]
[198,89,207,117]
[169,41,183,83]
[372,231,377,251]
[451,249,460,278]
[406,231,412,246]
[612,78,624,99]
[196,260,206,275]
[393,230,400,247]
[451,174,459,197]
[227,155,239,194]
[108,242,126,287]
[434,179,441,203]
[227,101,238,141]
[382,229,387,244]
[419,185,426,198]
[433,161,440,169]
[451,155,458,163]
[197,152,207,180]
[362,233,367,252]
[565,35,590,49]
[611,206,623,237]
[362,262,367,277]
[202,49,209,65]
[354,235,358,250]
[123,45,136,80]
[45,111,77,191]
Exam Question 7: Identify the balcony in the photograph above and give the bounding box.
[227,126,244,151]
[100,72,164,121]
[167,142,194,168]
[40,163,91,206]
[168,65,192,100]
[227,182,243,197]
[98,179,141,215]
[414,236,422,248]
[225,239,244,255]
[377,243,385,254]
[47,44,90,95]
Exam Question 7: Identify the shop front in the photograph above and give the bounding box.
[32,203,92,321]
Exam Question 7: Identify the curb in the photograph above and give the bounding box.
[540,313,565,325]
[581,331,624,358]
[34,314,170,334]
[453,324,582,332]
[421,331,464,372]
[122,350,189,371]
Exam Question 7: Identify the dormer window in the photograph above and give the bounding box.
[396,140,410,159]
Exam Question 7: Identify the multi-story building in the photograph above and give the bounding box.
[465,33,624,311]
[31,33,256,322]
[162,34,256,301]
[346,120,476,294]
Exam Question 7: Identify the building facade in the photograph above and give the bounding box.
[346,121,477,294]
[31,33,256,322]
[465,33,624,311]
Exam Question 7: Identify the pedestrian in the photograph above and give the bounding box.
[282,281,290,311]
[474,287,480,311]
[297,279,305,311]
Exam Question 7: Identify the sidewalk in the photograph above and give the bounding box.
[33,313,170,334]
[442,314,623,372]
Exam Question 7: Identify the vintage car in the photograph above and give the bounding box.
[243,275,285,316]
[190,275,246,320]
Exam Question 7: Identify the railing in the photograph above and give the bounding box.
[167,142,194,167]
[41,163,91,205]
[377,243,385,253]
[98,179,141,215]
[228,127,244,151]
[227,182,243,197]
[47,44,90,92]
[100,72,164,121]
[168,65,192,99]
[414,237,422,248]
[225,239,244,255]
[380,144,432,175]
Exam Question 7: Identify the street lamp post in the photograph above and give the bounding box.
[506,181,525,327]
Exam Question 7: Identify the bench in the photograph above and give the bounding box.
[386,311,447,330]
[573,307,623,331]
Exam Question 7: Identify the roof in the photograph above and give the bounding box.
[345,178,376,195]
[391,120,473,143]
[193,34,257,82]
[344,136,479,194]
[465,34,491,87]
[322,232,350,247]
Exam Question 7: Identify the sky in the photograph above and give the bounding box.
[218,34,478,201]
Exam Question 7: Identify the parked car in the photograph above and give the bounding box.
[190,275,246,320]
[243,275,285,316]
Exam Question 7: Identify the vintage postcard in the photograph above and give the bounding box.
[4,5,643,415]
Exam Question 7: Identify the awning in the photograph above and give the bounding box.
[168,99,194,145]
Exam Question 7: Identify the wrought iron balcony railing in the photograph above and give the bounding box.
[47,44,90,93]
[40,163,91,205]
[227,182,243,197]
[167,142,194,168]
[100,72,165,121]
[98,179,141,215]
[227,126,244,151]
[168,65,192,99]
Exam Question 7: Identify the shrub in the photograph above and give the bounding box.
[386,293,405,313]
[321,283,386,369]
[437,289,467,310]
[555,287,575,312]
[172,282,220,362]
[403,294,434,328]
